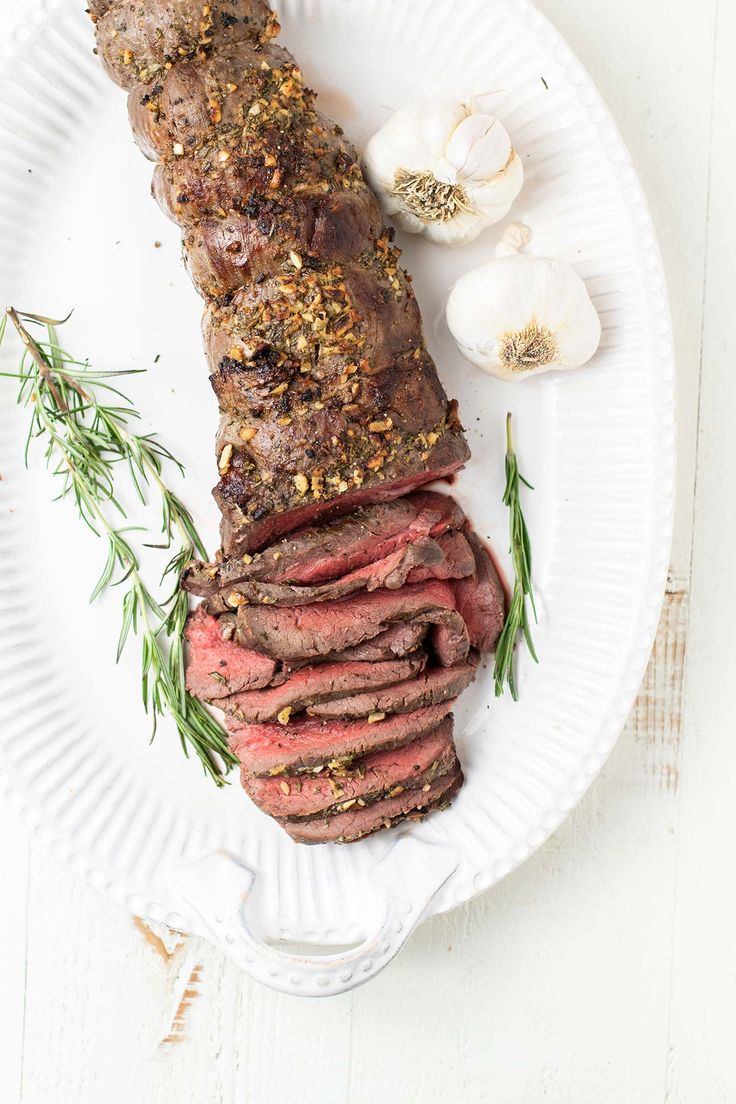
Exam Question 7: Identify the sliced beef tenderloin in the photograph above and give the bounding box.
[307,656,478,719]
[190,531,473,612]
[280,763,463,844]
[184,491,464,594]
[244,718,456,818]
[221,654,426,723]
[92,0,480,845]
[185,606,276,701]
[453,532,506,653]
[406,530,475,584]
[328,622,428,662]
[192,537,444,612]
[264,622,428,676]
[235,580,469,666]
[228,700,456,775]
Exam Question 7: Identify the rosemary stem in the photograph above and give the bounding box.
[1,308,235,785]
[494,413,538,700]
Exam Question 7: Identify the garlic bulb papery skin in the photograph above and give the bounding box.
[446,223,602,380]
[362,100,524,245]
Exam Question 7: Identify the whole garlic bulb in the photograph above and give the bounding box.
[446,223,602,380]
[363,99,524,246]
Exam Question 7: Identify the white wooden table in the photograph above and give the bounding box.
[1,1,733,1100]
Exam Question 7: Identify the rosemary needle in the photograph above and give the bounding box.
[0,307,238,785]
[494,412,538,701]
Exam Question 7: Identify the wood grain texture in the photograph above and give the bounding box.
[630,587,689,796]
[0,0,726,1099]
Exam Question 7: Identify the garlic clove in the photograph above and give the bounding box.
[466,155,524,223]
[420,207,486,246]
[527,259,601,368]
[413,100,470,160]
[495,220,532,258]
[552,293,603,369]
[446,114,513,180]
[365,101,466,178]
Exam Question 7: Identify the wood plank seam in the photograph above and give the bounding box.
[629,584,689,796]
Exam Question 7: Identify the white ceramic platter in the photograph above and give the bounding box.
[0,0,674,996]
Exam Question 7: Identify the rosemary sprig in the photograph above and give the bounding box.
[0,307,237,785]
[494,413,538,700]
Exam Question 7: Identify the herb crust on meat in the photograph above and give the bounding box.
[91,0,469,555]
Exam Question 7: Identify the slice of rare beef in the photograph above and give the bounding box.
[221,654,426,723]
[185,607,276,701]
[195,537,444,612]
[183,491,465,595]
[280,764,463,844]
[243,718,456,819]
[453,532,506,653]
[228,700,456,775]
[307,657,478,719]
[235,580,469,666]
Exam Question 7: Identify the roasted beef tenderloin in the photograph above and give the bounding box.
[307,656,478,719]
[190,537,444,612]
[184,492,465,593]
[280,763,463,844]
[219,653,426,721]
[93,2,469,557]
[244,718,457,819]
[91,1,486,843]
[227,700,457,775]
[234,580,470,666]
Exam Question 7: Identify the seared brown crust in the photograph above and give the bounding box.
[183,192,382,298]
[94,1,273,91]
[91,0,469,557]
[215,398,466,556]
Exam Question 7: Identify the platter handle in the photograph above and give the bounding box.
[169,835,458,997]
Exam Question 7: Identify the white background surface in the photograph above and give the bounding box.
[0,1,732,1101]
